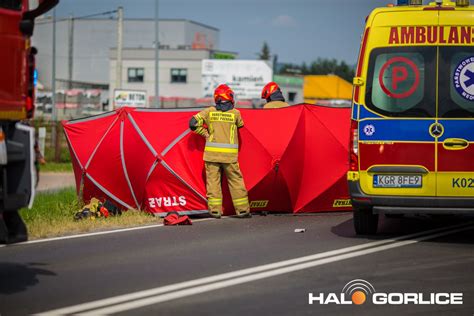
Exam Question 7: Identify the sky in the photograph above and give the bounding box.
[51,0,408,66]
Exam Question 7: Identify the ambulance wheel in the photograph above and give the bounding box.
[353,207,378,235]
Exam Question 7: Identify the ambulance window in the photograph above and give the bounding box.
[365,47,436,117]
[438,47,474,118]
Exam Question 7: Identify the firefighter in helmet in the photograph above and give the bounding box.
[189,84,250,218]
[262,82,289,109]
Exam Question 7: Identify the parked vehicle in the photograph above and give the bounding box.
[0,0,59,243]
[348,0,474,234]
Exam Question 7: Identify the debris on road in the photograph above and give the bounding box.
[294,228,306,233]
[164,212,192,225]
[74,198,121,221]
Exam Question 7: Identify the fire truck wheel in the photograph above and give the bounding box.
[353,207,378,235]
[3,210,28,244]
[0,213,8,244]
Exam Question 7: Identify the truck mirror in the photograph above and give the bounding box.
[23,0,59,21]
[19,19,34,36]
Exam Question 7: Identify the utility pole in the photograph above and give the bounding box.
[68,14,74,90]
[154,0,159,107]
[51,8,59,161]
[51,9,57,123]
[116,6,123,92]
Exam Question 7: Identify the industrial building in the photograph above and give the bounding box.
[33,18,221,94]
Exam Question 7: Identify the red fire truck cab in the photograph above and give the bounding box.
[0,0,58,243]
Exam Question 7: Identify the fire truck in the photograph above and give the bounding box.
[0,0,58,243]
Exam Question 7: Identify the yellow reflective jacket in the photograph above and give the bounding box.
[192,106,244,163]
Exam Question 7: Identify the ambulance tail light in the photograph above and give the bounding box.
[349,120,359,171]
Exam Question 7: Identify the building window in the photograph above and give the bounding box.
[288,92,297,103]
[171,68,187,83]
[128,68,144,83]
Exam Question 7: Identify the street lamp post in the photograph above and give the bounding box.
[155,0,159,107]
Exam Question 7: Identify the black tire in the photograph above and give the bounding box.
[353,207,378,235]
[3,210,28,244]
[0,214,8,244]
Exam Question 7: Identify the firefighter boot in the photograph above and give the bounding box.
[236,210,252,218]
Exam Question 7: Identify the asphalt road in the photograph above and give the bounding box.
[0,213,473,315]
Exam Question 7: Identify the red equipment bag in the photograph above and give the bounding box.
[164,212,192,226]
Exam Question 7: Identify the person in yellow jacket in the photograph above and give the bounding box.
[262,82,289,109]
[189,84,250,219]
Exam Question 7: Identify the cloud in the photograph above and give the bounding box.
[271,15,297,28]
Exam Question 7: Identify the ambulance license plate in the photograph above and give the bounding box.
[373,175,422,188]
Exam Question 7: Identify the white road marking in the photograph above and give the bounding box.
[39,222,474,315]
[1,218,214,247]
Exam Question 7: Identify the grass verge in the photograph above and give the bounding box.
[40,162,73,173]
[20,188,160,240]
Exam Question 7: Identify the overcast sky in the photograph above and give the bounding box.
[51,0,413,65]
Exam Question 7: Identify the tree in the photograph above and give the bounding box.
[258,42,271,61]
[275,58,355,82]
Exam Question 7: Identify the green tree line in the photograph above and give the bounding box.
[258,42,355,83]
[277,58,355,83]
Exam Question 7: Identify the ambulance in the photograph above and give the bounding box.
[348,0,474,234]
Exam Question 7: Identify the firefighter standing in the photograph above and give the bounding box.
[189,84,250,219]
[262,82,289,109]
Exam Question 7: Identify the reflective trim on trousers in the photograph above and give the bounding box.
[233,197,249,206]
[208,197,223,206]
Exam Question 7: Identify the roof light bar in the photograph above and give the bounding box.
[397,0,423,5]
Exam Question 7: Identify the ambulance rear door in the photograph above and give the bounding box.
[359,45,437,197]
[436,11,474,197]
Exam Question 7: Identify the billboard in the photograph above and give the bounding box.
[202,60,273,100]
[114,90,147,108]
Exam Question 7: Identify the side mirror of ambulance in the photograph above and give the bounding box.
[353,77,365,87]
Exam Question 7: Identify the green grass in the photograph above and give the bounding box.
[40,162,73,173]
[20,188,160,240]
[44,146,72,164]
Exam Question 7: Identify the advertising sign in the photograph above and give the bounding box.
[114,90,147,108]
[202,60,273,99]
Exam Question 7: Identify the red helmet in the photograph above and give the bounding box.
[261,82,280,99]
[214,84,234,104]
